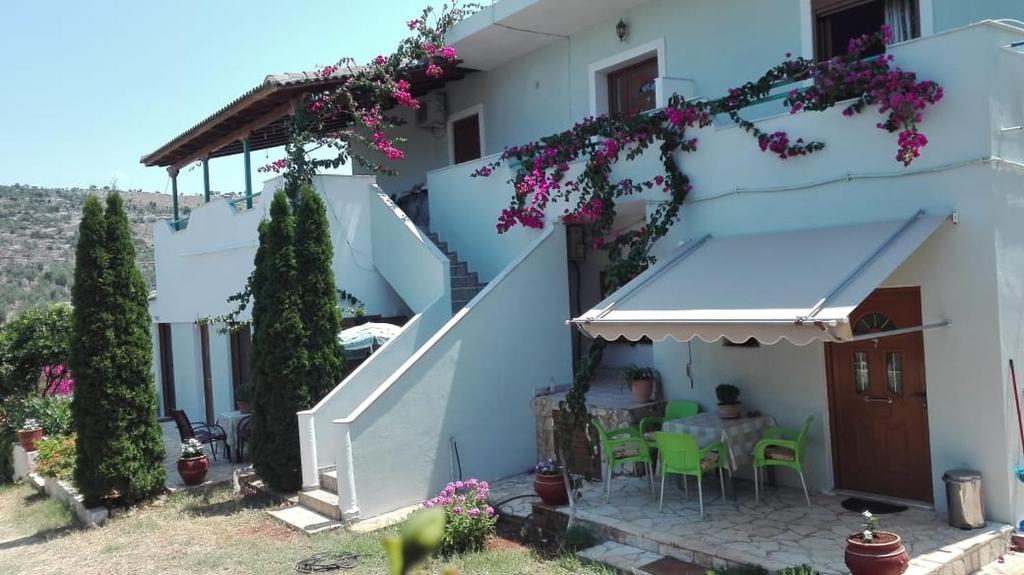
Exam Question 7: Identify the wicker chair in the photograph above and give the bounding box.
[171,410,231,462]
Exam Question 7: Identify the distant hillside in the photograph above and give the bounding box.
[0,184,204,321]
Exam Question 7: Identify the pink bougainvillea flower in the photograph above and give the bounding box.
[425,63,444,78]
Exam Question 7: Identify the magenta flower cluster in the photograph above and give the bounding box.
[423,478,497,554]
[43,364,73,396]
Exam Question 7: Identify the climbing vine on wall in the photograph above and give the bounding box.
[472,25,943,459]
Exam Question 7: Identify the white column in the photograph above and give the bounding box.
[297,411,319,490]
[335,420,361,521]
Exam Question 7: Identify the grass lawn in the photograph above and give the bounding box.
[0,483,613,575]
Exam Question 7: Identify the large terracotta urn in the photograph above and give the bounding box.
[533,473,569,506]
[177,455,210,486]
[845,531,909,575]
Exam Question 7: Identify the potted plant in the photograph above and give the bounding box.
[623,365,659,403]
[177,438,209,486]
[716,384,743,419]
[17,419,44,452]
[234,383,253,414]
[533,458,569,506]
[845,511,909,575]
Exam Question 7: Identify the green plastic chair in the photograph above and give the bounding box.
[753,416,814,506]
[653,431,726,518]
[639,400,700,446]
[591,418,654,502]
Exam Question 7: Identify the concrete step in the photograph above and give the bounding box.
[319,469,338,494]
[577,541,682,575]
[447,252,460,265]
[267,505,342,535]
[435,240,449,253]
[450,273,479,288]
[452,285,483,301]
[297,488,341,521]
[450,261,469,276]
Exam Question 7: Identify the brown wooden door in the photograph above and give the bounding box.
[608,57,658,116]
[157,323,176,417]
[451,113,481,164]
[827,287,933,502]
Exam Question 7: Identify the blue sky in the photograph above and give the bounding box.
[0,0,437,195]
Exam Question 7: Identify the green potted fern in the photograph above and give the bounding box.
[234,383,253,414]
[623,365,659,403]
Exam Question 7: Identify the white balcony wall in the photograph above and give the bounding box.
[150,175,406,325]
[341,226,573,519]
[299,191,452,490]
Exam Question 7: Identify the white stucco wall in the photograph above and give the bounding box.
[345,227,573,519]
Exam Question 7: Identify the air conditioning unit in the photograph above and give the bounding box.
[416,91,447,129]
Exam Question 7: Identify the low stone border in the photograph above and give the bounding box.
[29,473,109,527]
[11,442,37,481]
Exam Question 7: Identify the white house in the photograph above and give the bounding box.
[143,0,1024,548]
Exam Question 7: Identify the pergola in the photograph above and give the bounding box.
[140,64,468,228]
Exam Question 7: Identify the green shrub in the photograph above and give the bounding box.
[560,525,598,552]
[0,428,15,483]
[35,434,76,481]
[3,394,73,436]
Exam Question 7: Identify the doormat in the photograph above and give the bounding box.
[639,556,707,575]
[841,497,908,514]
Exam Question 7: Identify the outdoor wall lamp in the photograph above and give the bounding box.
[616,19,628,42]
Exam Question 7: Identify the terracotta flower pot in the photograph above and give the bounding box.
[534,473,569,506]
[845,531,909,575]
[17,428,44,452]
[718,402,743,419]
[236,400,251,414]
[630,378,654,403]
[177,455,209,486]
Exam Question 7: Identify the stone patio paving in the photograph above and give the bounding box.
[489,473,1012,574]
[160,420,250,491]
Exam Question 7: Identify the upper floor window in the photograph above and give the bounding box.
[813,0,919,61]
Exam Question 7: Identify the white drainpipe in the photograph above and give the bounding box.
[297,411,319,491]
[335,420,361,521]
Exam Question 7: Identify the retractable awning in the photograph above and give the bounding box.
[570,211,950,345]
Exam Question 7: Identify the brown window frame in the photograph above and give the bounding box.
[812,0,920,61]
[157,323,176,417]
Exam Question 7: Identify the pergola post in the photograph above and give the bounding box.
[202,157,211,203]
[243,137,253,209]
[169,168,180,231]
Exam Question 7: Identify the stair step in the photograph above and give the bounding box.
[450,273,479,288]
[577,542,672,574]
[319,470,338,494]
[450,262,469,276]
[447,252,460,265]
[452,286,483,300]
[298,489,341,521]
[267,505,342,535]
[435,241,449,253]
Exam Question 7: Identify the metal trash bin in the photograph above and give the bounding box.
[943,469,984,529]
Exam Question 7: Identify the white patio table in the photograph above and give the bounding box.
[216,410,249,462]
[662,412,774,472]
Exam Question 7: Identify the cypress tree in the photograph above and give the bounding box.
[101,192,165,502]
[251,191,309,491]
[71,193,166,504]
[295,185,345,403]
[70,196,111,503]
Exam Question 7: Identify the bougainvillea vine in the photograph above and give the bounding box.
[472,26,943,465]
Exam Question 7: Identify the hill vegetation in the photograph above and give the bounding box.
[0,184,203,321]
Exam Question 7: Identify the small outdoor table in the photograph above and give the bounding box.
[662,412,773,473]
[216,410,248,462]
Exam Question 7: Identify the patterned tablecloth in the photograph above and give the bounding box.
[662,413,773,472]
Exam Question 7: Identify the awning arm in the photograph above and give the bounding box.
[799,209,926,323]
[826,320,951,343]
